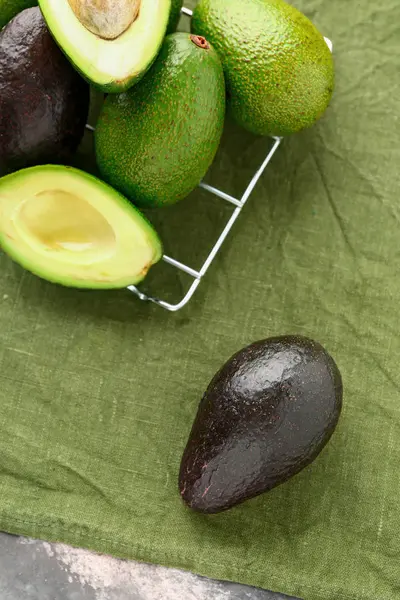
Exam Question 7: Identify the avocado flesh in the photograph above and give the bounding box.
[0,166,163,289]
[95,33,226,208]
[38,0,172,92]
[191,0,334,136]
[179,335,343,514]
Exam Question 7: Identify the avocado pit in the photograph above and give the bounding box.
[68,0,141,40]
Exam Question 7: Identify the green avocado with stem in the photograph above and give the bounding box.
[95,32,226,208]
[191,0,334,136]
[0,166,163,289]
[38,0,173,92]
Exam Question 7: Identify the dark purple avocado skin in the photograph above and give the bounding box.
[179,335,343,514]
[0,7,89,175]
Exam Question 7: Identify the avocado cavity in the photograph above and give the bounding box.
[68,0,141,40]
[16,190,116,258]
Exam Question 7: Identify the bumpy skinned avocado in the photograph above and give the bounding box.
[0,7,89,175]
[0,165,163,289]
[167,0,183,33]
[38,0,172,92]
[179,335,343,514]
[191,0,334,136]
[0,0,36,29]
[95,33,226,208]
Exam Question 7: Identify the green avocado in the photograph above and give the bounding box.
[95,32,226,208]
[167,0,183,33]
[38,0,172,92]
[191,0,334,136]
[0,165,163,289]
[0,7,89,176]
[0,0,36,29]
[179,335,343,514]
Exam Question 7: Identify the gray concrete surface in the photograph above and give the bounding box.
[0,533,300,600]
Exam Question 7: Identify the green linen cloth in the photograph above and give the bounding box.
[0,1,399,598]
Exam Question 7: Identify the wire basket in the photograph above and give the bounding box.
[121,7,332,312]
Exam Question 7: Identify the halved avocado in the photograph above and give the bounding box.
[0,165,163,288]
[38,0,172,92]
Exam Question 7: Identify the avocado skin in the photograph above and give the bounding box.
[167,0,183,33]
[179,335,343,514]
[191,0,334,136]
[0,0,36,30]
[95,33,225,208]
[0,7,89,175]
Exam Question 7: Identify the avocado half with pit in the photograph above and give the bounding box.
[38,0,172,92]
[0,165,163,289]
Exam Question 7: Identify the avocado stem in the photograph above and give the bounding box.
[190,35,210,50]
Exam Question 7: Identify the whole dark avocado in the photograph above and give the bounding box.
[179,335,343,514]
[0,7,89,175]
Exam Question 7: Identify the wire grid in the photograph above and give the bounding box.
[117,6,331,311]
[127,135,282,311]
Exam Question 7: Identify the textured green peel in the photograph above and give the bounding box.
[95,32,226,208]
[192,0,334,136]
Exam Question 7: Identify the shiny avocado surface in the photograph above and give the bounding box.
[179,335,343,514]
[0,7,89,175]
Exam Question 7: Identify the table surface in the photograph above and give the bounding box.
[0,533,300,600]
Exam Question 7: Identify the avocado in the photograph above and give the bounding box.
[179,335,343,514]
[0,7,89,176]
[191,0,334,136]
[0,0,36,29]
[95,32,226,208]
[38,0,172,92]
[0,165,163,289]
[167,0,183,33]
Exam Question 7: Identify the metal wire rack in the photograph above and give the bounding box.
[128,134,282,312]
[97,7,332,312]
